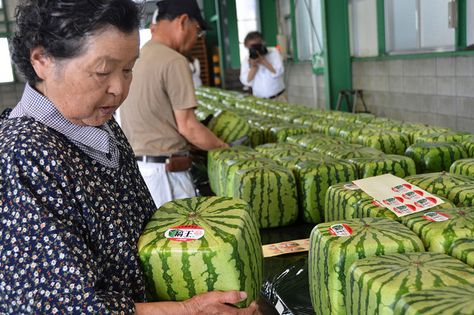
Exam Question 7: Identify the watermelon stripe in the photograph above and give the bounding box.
[234,166,298,228]
[138,197,263,305]
[401,207,474,253]
[309,218,424,315]
[347,252,474,315]
[394,284,474,315]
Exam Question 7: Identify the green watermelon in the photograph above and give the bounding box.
[405,172,474,199]
[462,136,474,157]
[347,252,474,315]
[292,115,322,127]
[414,131,471,144]
[255,121,281,143]
[208,110,251,143]
[448,184,474,206]
[327,122,356,137]
[248,126,265,148]
[403,126,451,143]
[318,143,384,160]
[295,158,358,223]
[338,126,366,144]
[138,197,263,306]
[324,182,369,222]
[260,147,310,161]
[358,132,411,155]
[254,142,302,154]
[449,238,474,268]
[402,207,474,253]
[355,113,375,123]
[220,157,276,197]
[273,152,325,170]
[348,154,416,178]
[285,133,311,145]
[207,149,260,195]
[404,142,468,173]
[394,284,474,315]
[298,135,342,151]
[268,124,310,143]
[274,112,305,124]
[309,218,424,315]
[232,165,299,228]
[450,158,474,178]
[310,120,333,134]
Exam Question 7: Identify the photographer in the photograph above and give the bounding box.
[239,31,287,101]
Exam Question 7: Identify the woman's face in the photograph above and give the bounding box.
[33,27,139,126]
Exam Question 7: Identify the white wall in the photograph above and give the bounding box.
[353,56,474,132]
[285,62,325,109]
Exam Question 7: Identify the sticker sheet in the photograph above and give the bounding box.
[353,174,444,217]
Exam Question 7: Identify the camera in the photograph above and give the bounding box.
[249,43,268,59]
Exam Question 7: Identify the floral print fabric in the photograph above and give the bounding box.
[0,116,156,314]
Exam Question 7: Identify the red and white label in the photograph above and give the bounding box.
[392,204,416,215]
[344,183,360,191]
[383,196,404,207]
[402,191,421,201]
[392,184,411,193]
[164,225,205,242]
[329,224,353,237]
[414,197,437,209]
[423,211,450,222]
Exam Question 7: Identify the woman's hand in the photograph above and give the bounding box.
[135,291,261,315]
[183,291,260,315]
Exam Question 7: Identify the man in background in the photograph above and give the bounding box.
[240,31,287,102]
[120,0,227,208]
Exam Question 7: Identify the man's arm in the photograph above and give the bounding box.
[257,55,276,74]
[240,57,254,86]
[174,108,228,150]
[260,49,284,78]
[246,59,259,83]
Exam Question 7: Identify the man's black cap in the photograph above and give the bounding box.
[156,0,209,30]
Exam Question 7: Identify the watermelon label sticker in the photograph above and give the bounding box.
[392,204,416,215]
[164,225,205,242]
[383,197,404,207]
[344,183,360,191]
[414,197,436,208]
[391,184,411,193]
[402,191,422,201]
[423,212,450,222]
[329,224,353,237]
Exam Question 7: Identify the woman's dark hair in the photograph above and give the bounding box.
[11,0,141,85]
[244,31,264,46]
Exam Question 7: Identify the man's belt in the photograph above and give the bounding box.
[268,89,285,99]
[135,155,168,163]
[135,154,192,172]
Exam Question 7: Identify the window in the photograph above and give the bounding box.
[0,38,14,83]
[0,0,3,9]
[385,0,454,53]
[349,0,378,57]
[236,0,259,62]
[468,0,474,46]
[294,0,323,60]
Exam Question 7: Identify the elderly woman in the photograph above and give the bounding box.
[0,1,259,314]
